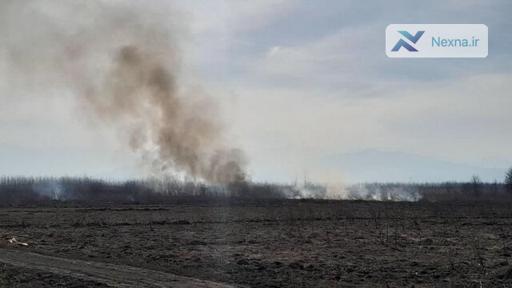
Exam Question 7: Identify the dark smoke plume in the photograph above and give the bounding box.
[84,42,246,184]
[0,1,246,184]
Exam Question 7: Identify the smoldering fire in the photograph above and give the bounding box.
[85,44,247,184]
[0,1,246,184]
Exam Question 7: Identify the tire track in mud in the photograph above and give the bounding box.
[0,248,239,288]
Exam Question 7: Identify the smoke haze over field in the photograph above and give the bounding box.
[0,1,511,183]
[0,0,246,184]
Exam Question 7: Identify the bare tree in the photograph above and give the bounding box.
[470,175,482,199]
[506,167,512,194]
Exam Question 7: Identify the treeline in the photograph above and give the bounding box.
[346,182,512,202]
[1,177,511,206]
[0,177,288,206]
[417,181,511,202]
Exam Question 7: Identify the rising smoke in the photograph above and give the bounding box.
[0,0,246,184]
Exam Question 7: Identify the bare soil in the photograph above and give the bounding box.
[1,200,512,287]
[0,249,235,288]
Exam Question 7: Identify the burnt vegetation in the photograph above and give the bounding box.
[2,199,512,287]
[1,175,512,207]
[0,177,288,207]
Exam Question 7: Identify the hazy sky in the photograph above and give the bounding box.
[0,0,511,183]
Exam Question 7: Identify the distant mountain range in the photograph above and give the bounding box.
[320,149,507,183]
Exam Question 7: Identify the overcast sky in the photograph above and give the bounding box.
[0,0,511,183]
